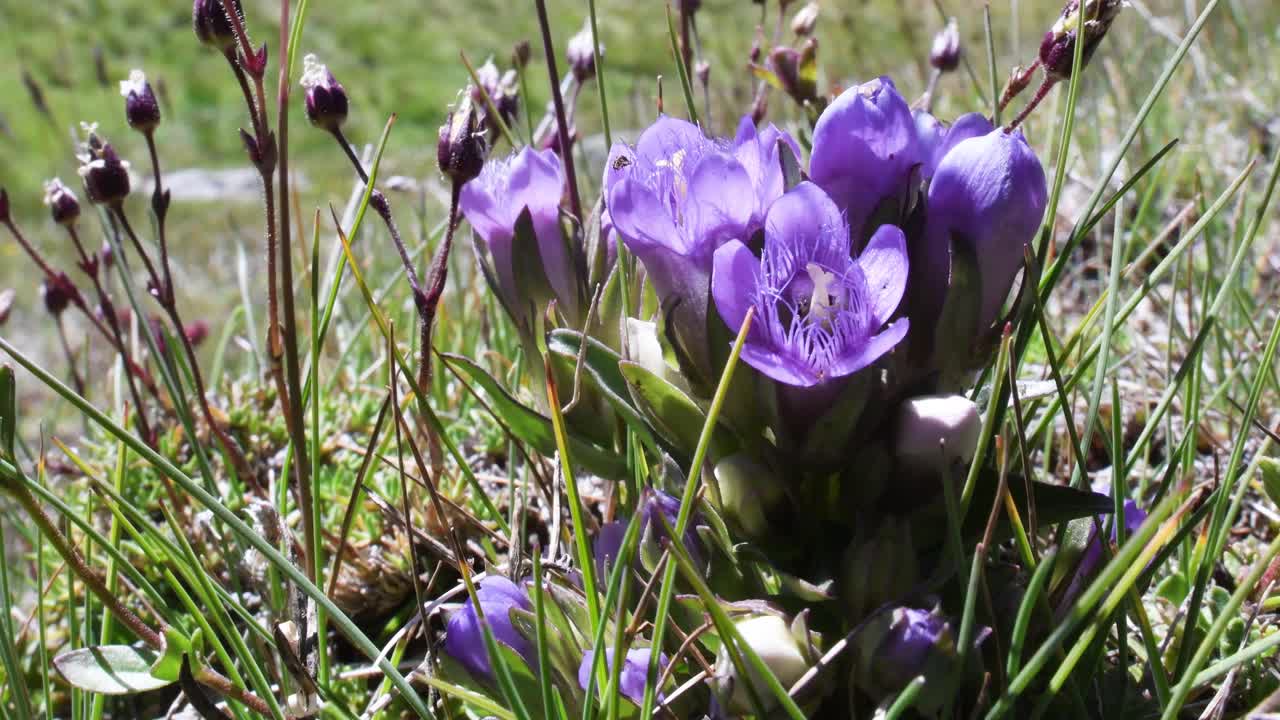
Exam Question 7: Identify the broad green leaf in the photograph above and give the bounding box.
[443,353,628,479]
[547,329,658,451]
[1259,457,1280,509]
[619,361,738,463]
[963,475,1114,544]
[53,645,174,695]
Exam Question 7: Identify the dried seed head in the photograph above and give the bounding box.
[437,94,487,185]
[120,69,162,134]
[193,0,243,51]
[791,2,820,37]
[41,273,76,316]
[300,54,349,133]
[77,133,132,207]
[1039,0,1125,81]
[566,21,599,84]
[930,18,962,72]
[43,179,82,227]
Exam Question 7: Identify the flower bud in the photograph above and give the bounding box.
[185,320,211,347]
[714,454,784,538]
[930,18,962,72]
[299,54,349,133]
[193,0,243,52]
[566,22,599,84]
[791,2,819,37]
[894,394,981,473]
[841,518,918,621]
[100,240,115,270]
[41,273,77,316]
[1054,499,1147,618]
[0,289,14,327]
[853,605,969,711]
[715,614,815,715]
[119,70,161,134]
[1039,0,1124,81]
[695,59,711,88]
[443,576,536,681]
[577,647,668,705]
[437,95,487,186]
[471,59,520,137]
[43,179,82,227]
[78,137,132,207]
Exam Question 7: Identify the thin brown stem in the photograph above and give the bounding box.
[330,128,369,184]
[114,207,256,486]
[416,184,462,394]
[54,317,85,396]
[533,0,584,222]
[1006,76,1058,131]
[7,477,163,649]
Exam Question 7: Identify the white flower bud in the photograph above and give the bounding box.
[716,614,810,714]
[894,394,981,473]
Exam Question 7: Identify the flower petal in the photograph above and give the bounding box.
[827,317,909,378]
[930,112,994,176]
[858,223,909,325]
[810,76,921,232]
[685,152,756,256]
[607,175,680,259]
[635,115,709,163]
[711,240,761,336]
[764,181,843,250]
[739,343,821,387]
[927,127,1047,326]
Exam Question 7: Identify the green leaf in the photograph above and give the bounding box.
[53,645,175,695]
[963,475,1114,543]
[149,627,192,683]
[0,364,14,462]
[1259,457,1280,509]
[442,353,628,479]
[619,361,738,463]
[547,329,658,450]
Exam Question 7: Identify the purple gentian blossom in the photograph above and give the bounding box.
[925,125,1047,327]
[809,77,922,237]
[711,182,909,387]
[443,576,536,681]
[605,116,755,379]
[732,117,801,235]
[594,490,705,578]
[577,647,669,705]
[460,146,579,322]
[1056,499,1147,618]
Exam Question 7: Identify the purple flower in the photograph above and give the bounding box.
[732,116,801,236]
[605,116,754,380]
[443,576,536,681]
[1056,499,1147,617]
[577,647,668,705]
[809,77,921,237]
[594,490,705,578]
[925,126,1047,328]
[43,179,81,227]
[711,182,909,388]
[854,605,980,711]
[460,146,579,322]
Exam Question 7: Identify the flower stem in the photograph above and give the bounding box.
[533,0,584,221]
[415,184,462,394]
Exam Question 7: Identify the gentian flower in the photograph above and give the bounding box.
[460,146,580,322]
[925,126,1047,329]
[577,647,668,705]
[443,576,536,681]
[605,116,754,380]
[732,117,801,235]
[853,605,982,711]
[711,181,909,388]
[594,490,705,578]
[1055,499,1147,618]
[809,77,922,237]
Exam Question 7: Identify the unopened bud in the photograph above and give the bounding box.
[714,454,783,538]
[852,605,972,711]
[894,394,981,473]
[715,614,815,715]
[566,22,599,84]
[791,2,819,37]
[300,54,349,133]
[120,69,161,134]
[100,240,115,270]
[43,179,82,227]
[193,0,244,52]
[842,518,918,621]
[930,18,962,72]
[185,320,211,347]
[78,140,131,207]
[437,95,487,185]
[41,273,77,316]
